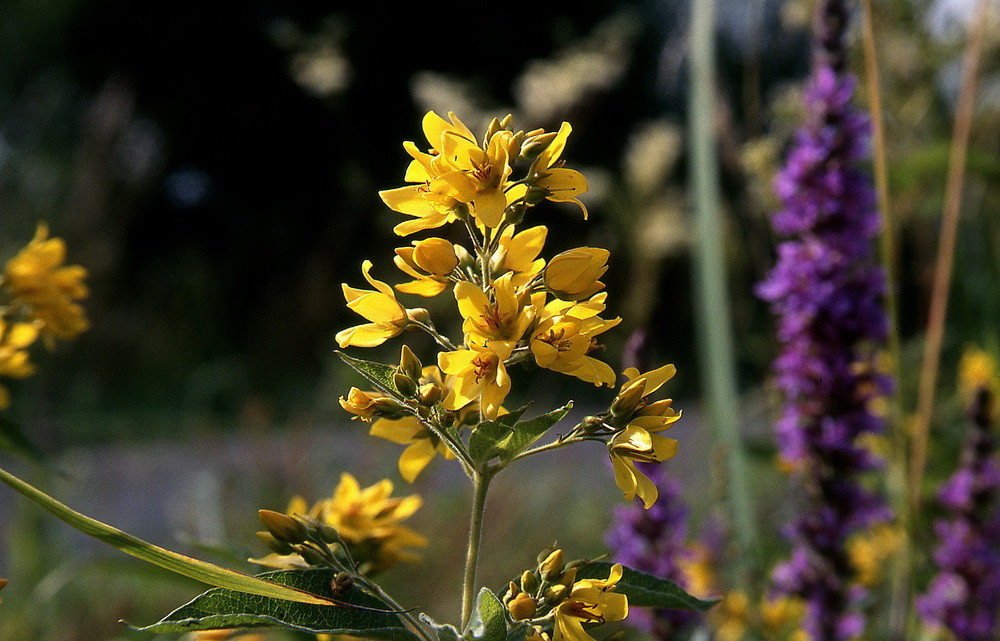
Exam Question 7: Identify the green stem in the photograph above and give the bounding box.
[460,471,492,628]
[688,0,760,587]
[354,575,433,641]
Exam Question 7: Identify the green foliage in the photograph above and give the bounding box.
[132,569,421,638]
[0,415,43,463]
[337,351,400,397]
[465,588,507,641]
[469,403,572,466]
[575,562,718,612]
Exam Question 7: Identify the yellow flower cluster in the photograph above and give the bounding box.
[251,473,425,575]
[958,345,1000,419]
[336,111,682,509]
[0,224,89,408]
[505,549,628,641]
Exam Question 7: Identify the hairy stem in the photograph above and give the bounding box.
[461,471,492,627]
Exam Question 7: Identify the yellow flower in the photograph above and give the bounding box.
[848,524,902,587]
[710,591,750,641]
[339,387,404,422]
[496,225,547,287]
[608,421,679,509]
[544,248,609,301]
[369,366,459,481]
[529,122,589,218]
[438,344,511,420]
[454,274,535,353]
[251,473,426,575]
[394,237,459,297]
[0,320,40,409]
[3,223,89,342]
[677,543,716,599]
[552,563,628,641]
[336,260,411,348]
[529,312,619,387]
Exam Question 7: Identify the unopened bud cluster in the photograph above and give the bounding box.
[503,547,588,622]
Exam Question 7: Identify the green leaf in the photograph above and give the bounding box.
[468,405,529,465]
[505,623,530,641]
[496,403,572,464]
[465,588,506,641]
[0,465,333,606]
[575,562,718,612]
[336,351,399,395]
[132,569,420,638]
[0,414,44,463]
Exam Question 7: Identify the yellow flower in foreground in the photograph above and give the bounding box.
[3,223,89,342]
[544,248,609,301]
[553,563,628,641]
[496,225,547,287]
[529,122,589,219]
[439,344,511,420]
[529,304,619,387]
[336,260,411,348]
[455,274,535,352]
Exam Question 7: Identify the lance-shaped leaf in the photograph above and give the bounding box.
[337,351,400,396]
[0,465,333,606]
[574,562,718,611]
[132,569,421,638]
[464,588,506,641]
[496,403,572,464]
[468,405,529,464]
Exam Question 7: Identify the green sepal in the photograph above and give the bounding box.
[131,569,421,638]
[336,351,399,396]
[465,588,507,641]
[0,414,44,463]
[575,562,718,612]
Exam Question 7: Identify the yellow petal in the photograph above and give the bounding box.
[370,416,423,444]
[398,440,437,482]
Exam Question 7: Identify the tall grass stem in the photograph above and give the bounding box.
[909,0,990,514]
[688,0,760,585]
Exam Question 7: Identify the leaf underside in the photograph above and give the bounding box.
[132,569,421,639]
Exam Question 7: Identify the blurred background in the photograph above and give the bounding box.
[0,0,998,639]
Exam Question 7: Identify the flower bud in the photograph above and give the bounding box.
[412,238,458,276]
[525,186,549,206]
[489,246,508,274]
[394,372,418,397]
[256,530,296,555]
[504,581,521,604]
[543,584,568,605]
[539,549,565,581]
[483,117,503,146]
[505,202,527,226]
[315,522,342,544]
[298,546,327,567]
[454,244,475,270]
[258,510,308,544]
[611,379,646,418]
[372,396,408,420]
[520,131,558,160]
[398,345,423,381]
[558,567,577,589]
[417,383,442,406]
[536,545,558,565]
[405,307,431,325]
[520,570,539,594]
[507,592,538,621]
[544,248,609,301]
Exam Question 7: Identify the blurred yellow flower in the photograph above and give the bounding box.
[3,223,89,343]
[552,563,628,641]
[848,524,902,587]
[0,320,40,409]
[544,247,609,301]
[336,260,410,348]
[958,346,1000,416]
[251,473,426,575]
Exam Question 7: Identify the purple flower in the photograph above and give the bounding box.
[756,0,892,637]
[605,464,699,638]
[917,387,1000,641]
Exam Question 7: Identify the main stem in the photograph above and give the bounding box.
[461,471,491,627]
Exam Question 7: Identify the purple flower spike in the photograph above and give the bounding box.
[917,387,1000,641]
[757,0,892,638]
